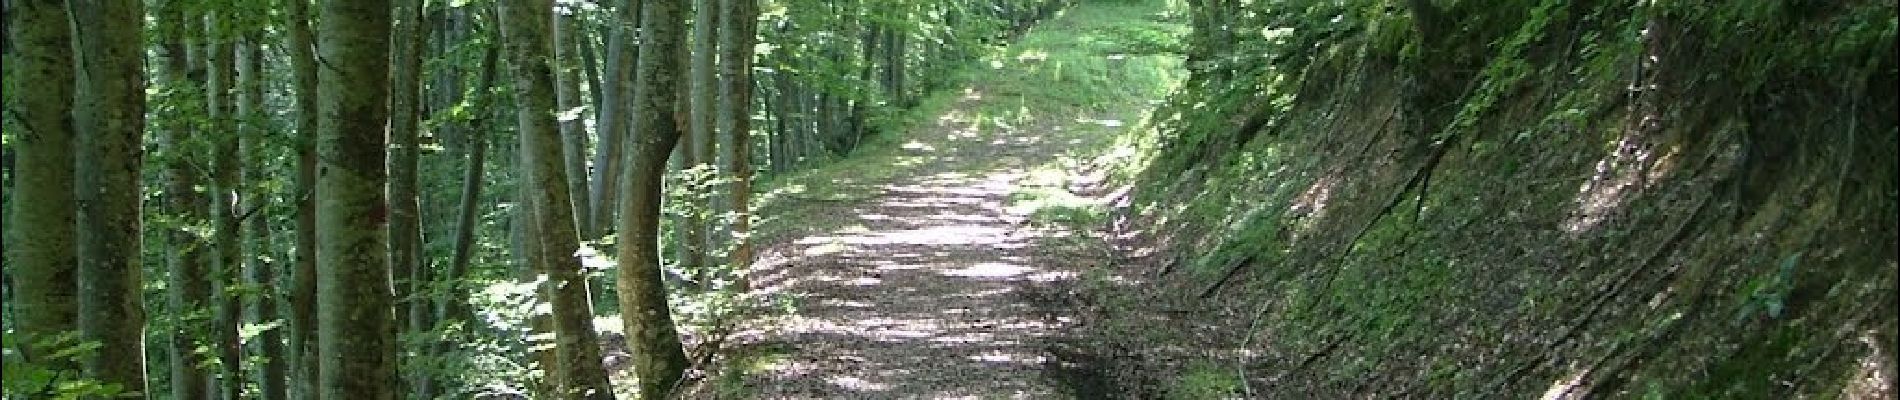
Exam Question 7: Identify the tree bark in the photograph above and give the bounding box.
[718,0,761,280]
[236,39,289,400]
[314,1,397,398]
[69,0,149,393]
[683,0,721,280]
[283,0,323,396]
[389,0,428,346]
[4,0,78,375]
[498,1,620,398]
[205,14,246,397]
[588,0,643,238]
[154,2,213,397]
[620,0,694,397]
[556,9,596,237]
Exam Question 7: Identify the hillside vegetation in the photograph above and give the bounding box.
[1082,0,1898,397]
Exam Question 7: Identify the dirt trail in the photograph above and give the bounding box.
[737,107,1096,398]
[720,4,1183,397]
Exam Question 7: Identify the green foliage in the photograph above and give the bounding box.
[1122,0,1899,397]
[2,332,134,399]
[1167,361,1240,399]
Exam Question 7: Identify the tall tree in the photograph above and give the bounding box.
[388,0,427,342]
[69,0,149,393]
[718,0,760,279]
[554,8,593,236]
[314,1,397,398]
[681,0,720,278]
[4,0,77,374]
[588,0,642,237]
[282,0,324,396]
[153,1,214,397]
[205,12,246,397]
[619,0,694,397]
[419,46,501,400]
[497,1,619,397]
[237,39,289,400]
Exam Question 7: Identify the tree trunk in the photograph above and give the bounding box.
[589,0,643,238]
[389,0,428,347]
[498,1,620,398]
[283,0,323,396]
[620,0,694,397]
[315,1,396,398]
[205,15,246,397]
[155,2,213,398]
[4,0,78,375]
[237,39,288,400]
[718,0,760,281]
[556,10,595,237]
[69,0,149,393]
[419,45,500,400]
[683,0,720,281]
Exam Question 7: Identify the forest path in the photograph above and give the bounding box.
[728,2,1183,398]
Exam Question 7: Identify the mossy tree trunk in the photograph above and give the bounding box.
[282,0,323,397]
[314,1,397,398]
[4,0,78,375]
[619,0,694,397]
[69,0,149,393]
[497,0,620,398]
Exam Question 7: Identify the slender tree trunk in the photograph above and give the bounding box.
[419,46,499,400]
[589,0,642,237]
[718,0,761,281]
[236,39,289,400]
[771,63,795,172]
[154,2,214,397]
[620,0,694,397]
[283,0,323,397]
[69,0,149,393]
[498,1,620,397]
[682,0,721,281]
[389,0,428,346]
[205,14,246,397]
[4,0,78,375]
[556,10,595,237]
[315,1,396,398]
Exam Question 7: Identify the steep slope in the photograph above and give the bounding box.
[1083,0,1899,397]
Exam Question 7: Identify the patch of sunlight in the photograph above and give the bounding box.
[828,376,890,391]
[577,243,613,271]
[1016,50,1049,62]
[1075,117,1124,127]
[1845,329,1896,398]
[969,353,1035,364]
[803,241,850,256]
[1564,118,1682,233]
[942,262,1032,278]
[1539,366,1591,400]
[593,316,622,334]
[900,140,936,152]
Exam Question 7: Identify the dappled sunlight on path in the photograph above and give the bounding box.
[723,2,1187,396]
[739,107,1086,398]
